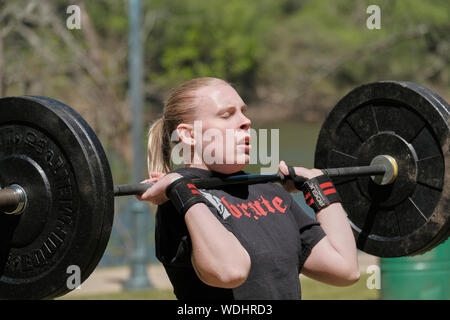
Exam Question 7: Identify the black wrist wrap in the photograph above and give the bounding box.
[300,175,342,213]
[165,177,208,216]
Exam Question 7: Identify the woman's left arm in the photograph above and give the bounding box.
[278,161,360,286]
[302,202,360,286]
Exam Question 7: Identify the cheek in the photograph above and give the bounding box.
[195,119,247,165]
[199,121,231,148]
[201,128,230,155]
[200,127,241,163]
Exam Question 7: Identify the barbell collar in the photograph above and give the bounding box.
[0,184,27,215]
[370,155,398,185]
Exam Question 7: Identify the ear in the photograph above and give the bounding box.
[176,123,195,146]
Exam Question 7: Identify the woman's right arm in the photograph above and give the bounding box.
[138,173,250,288]
[185,203,250,288]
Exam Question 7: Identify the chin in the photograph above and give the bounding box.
[209,160,249,174]
[216,165,247,174]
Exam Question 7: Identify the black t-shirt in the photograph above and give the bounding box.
[155,167,326,300]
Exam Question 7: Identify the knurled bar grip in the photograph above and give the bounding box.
[321,165,386,178]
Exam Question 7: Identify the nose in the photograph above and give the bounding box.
[239,113,251,131]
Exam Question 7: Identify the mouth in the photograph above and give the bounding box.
[238,136,251,153]
[244,136,250,146]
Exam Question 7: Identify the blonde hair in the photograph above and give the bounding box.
[147,77,229,175]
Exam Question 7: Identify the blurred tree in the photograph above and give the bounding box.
[0,0,132,182]
[0,0,448,154]
[141,0,279,107]
[255,0,449,122]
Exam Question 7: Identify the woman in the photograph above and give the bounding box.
[137,77,360,300]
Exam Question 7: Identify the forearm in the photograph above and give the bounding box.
[278,162,359,284]
[315,203,358,269]
[184,203,250,288]
[301,202,359,286]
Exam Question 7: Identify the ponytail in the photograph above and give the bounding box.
[147,118,171,174]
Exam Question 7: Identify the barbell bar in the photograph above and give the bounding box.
[0,155,395,210]
[113,155,395,196]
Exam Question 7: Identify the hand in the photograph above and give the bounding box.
[278,160,323,193]
[135,172,183,205]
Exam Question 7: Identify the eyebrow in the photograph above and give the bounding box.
[218,104,247,113]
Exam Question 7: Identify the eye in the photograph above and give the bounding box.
[220,108,235,118]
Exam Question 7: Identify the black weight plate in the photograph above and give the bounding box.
[314,81,449,257]
[397,84,450,255]
[0,96,114,299]
[27,96,115,299]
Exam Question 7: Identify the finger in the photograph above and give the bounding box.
[141,187,154,199]
[163,173,183,185]
[294,167,319,180]
[150,172,164,178]
[278,160,289,175]
[311,168,324,177]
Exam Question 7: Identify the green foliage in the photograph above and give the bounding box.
[59,288,177,300]
[2,0,447,119]
[1,0,448,167]
[143,0,279,99]
[255,0,449,121]
[301,273,379,300]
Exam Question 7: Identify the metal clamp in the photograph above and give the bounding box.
[370,155,398,185]
[1,184,27,215]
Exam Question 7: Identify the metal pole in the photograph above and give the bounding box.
[124,0,152,290]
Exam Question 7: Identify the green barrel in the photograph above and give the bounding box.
[380,240,450,299]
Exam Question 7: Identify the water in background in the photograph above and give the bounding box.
[99,121,323,266]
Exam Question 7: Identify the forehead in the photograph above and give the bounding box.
[195,84,245,111]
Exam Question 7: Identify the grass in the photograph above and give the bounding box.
[301,274,379,300]
[59,289,177,300]
[59,274,378,300]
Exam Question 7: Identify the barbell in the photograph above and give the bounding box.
[0,81,448,299]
